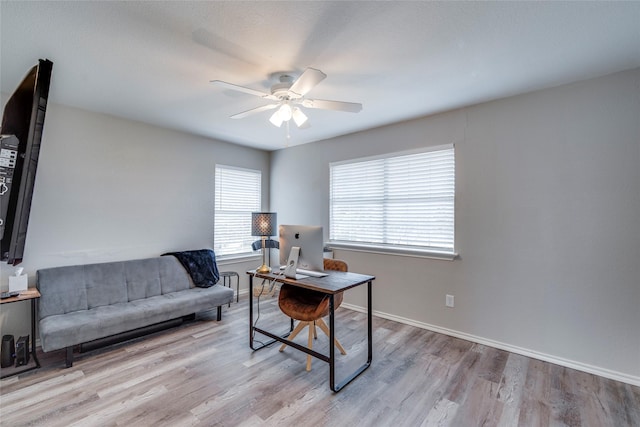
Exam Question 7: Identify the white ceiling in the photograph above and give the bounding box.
[2,1,640,151]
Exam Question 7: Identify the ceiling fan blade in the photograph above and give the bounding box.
[231,103,279,119]
[211,80,278,100]
[288,68,327,97]
[301,98,363,113]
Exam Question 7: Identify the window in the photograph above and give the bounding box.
[329,145,455,258]
[214,165,261,257]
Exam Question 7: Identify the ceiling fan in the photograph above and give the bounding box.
[211,68,362,129]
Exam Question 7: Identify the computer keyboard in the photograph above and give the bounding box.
[296,268,328,278]
[278,266,328,278]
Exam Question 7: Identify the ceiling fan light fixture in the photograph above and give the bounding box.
[269,110,284,127]
[292,107,308,127]
[279,103,292,121]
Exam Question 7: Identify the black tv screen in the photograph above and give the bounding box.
[0,59,53,265]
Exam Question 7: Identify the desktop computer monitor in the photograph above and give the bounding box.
[279,225,324,272]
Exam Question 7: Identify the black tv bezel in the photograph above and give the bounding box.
[0,59,53,265]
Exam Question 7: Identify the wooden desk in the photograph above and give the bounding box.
[247,270,375,392]
[0,288,41,378]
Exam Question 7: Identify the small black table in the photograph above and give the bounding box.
[219,271,239,305]
[247,270,374,392]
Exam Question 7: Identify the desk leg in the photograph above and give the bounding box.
[368,280,373,363]
[329,294,336,390]
[249,275,254,348]
[330,280,373,392]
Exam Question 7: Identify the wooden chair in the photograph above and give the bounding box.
[278,258,348,371]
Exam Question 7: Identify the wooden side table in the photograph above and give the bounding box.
[0,288,41,378]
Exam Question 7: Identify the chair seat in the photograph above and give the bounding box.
[279,285,344,322]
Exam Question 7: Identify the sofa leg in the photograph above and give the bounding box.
[65,346,74,368]
[217,305,222,321]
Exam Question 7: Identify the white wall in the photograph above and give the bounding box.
[271,68,640,384]
[0,103,269,338]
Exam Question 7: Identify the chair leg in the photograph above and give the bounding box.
[306,323,314,371]
[316,317,347,355]
[313,321,318,339]
[279,321,307,352]
[280,319,342,372]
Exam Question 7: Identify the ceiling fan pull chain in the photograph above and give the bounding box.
[285,120,291,147]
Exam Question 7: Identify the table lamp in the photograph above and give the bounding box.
[252,212,277,274]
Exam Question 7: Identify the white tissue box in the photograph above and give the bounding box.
[9,275,28,292]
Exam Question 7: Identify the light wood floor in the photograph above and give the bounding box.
[1,294,638,426]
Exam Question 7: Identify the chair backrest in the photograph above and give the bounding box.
[323,258,348,272]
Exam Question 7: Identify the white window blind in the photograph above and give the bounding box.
[214,165,261,256]
[330,145,455,255]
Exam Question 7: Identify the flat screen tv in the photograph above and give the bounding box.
[0,59,53,265]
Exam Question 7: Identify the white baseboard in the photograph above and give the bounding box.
[341,302,640,387]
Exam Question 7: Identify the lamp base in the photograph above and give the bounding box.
[256,264,272,274]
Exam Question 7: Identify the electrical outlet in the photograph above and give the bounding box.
[446,294,454,308]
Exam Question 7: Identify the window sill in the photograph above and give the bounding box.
[326,242,458,261]
[216,253,261,266]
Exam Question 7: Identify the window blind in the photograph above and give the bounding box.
[330,145,455,254]
[214,165,261,256]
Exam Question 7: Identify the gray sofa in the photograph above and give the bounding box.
[37,255,234,367]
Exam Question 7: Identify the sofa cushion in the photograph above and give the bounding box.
[37,266,89,317]
[125,258,162,301]
[85,262,127,309]
[158,256,192,294]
